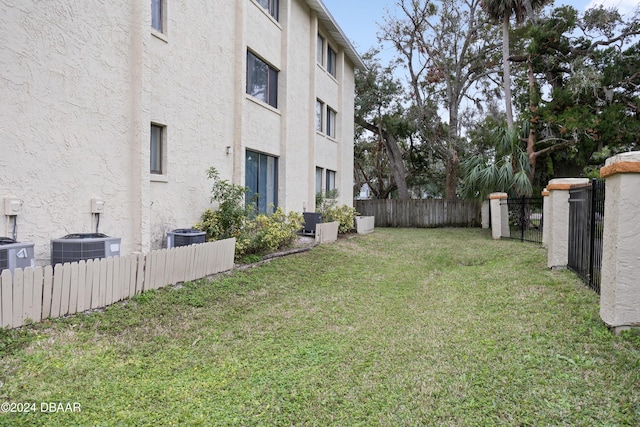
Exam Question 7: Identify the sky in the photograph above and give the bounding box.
[321,0,639,58]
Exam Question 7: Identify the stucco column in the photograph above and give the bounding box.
[599,151,640,332]
[546,178,589,269]
[489,193,508,240]
[481,200,490,229]
[541,188,549,248]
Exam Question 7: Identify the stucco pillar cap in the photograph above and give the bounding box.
[546,178,590,191]
[600,151,640,178]
[489,192,508,200]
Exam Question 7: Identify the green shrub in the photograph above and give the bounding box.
[195,169,305,259]
[238,208,304,256]
[324,205,358,234]
[315,189,339,215]
[194,167,251,242]
[315,190,358,234]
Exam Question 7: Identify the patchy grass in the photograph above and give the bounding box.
[0,228,638,426]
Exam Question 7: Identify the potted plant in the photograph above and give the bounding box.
[312,190,358,243]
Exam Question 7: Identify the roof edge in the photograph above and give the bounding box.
[304,0,366,70]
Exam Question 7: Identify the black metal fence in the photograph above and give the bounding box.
[568,179,605,294]
[501,196,544,244]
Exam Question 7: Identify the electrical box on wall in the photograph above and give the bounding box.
[4,198,22,216]
[91,198,104,213]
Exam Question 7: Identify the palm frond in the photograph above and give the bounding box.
[513,170,533,196]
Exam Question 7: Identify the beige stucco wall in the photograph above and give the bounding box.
[144,1,239,251]
[546,178,589,269]
[1,0,360,265]
[489,193,508,240]
[338,59,356,204]
[1,1,139,263]
[599,152,640,329]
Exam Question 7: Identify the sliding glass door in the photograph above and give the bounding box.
[245,150,278,214]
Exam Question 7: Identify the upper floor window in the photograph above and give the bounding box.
[327,45,337,77]
[151,0,163,32]
[326,107,337,138]
[256,0,279,21]
[317,34,325,65]
[316,100,324,132]
[247,51,278,108]
[150,123,165,174]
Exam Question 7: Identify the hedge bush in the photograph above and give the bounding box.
[194,167,305,259]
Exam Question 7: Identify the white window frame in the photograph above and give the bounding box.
[150,123,166,175]
[246,50,278,108]
[316,99,324,132]
[316,167,323,195]
[317,34,325,66]
[255,0,279,21]
[326,107,337,138]
[327,45,337,77]
[151,0,165,33]
[326,169,336,192]
[246,150,278,214]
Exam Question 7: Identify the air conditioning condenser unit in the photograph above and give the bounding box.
[166,229,206,248]
[0,237,35,273]
[51,233,121,265]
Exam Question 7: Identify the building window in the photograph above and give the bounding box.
[256,0,279,21]
[316,167,323,195]
[247,51,278,108]
[316,100,324,132]
[151,0,163,32]
[327,45,337,77]
[150,124,165,174]
[317,34,324,65]
[326,107,337,138]
[246,150,278,214]
[326,169,336,192]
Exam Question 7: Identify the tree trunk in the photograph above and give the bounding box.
[445,149,459,200]
[527,57,537,191]
[446,102,460,200]
[382,132,410,199]
[502,15,514,130]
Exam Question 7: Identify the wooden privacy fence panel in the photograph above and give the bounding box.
[0,238,235,329]
[356,199,481,228]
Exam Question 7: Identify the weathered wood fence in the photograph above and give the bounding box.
[0,238,235,329]
[355,199,481,228]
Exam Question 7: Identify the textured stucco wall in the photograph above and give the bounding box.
[541,190,550,247]
[546,178,588,269]
[489,193,508,240]
[281,0,313,213]
[1,0,359,264]
[313,32,355,207]
[144,0,238,251]
[600,152,640,328]
[1,0,137,264]
[338,59,356,205]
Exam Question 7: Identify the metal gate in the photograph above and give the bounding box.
[501,196,544,244]
[567,179,605,294]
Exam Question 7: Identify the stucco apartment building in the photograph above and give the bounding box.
[0,0,364,265]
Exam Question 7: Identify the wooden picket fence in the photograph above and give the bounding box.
[355,199,481,228]
[0,238,236,329]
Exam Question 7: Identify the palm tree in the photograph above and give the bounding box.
[480,0,549,130]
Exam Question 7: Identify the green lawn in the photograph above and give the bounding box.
[1,228,639,426]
